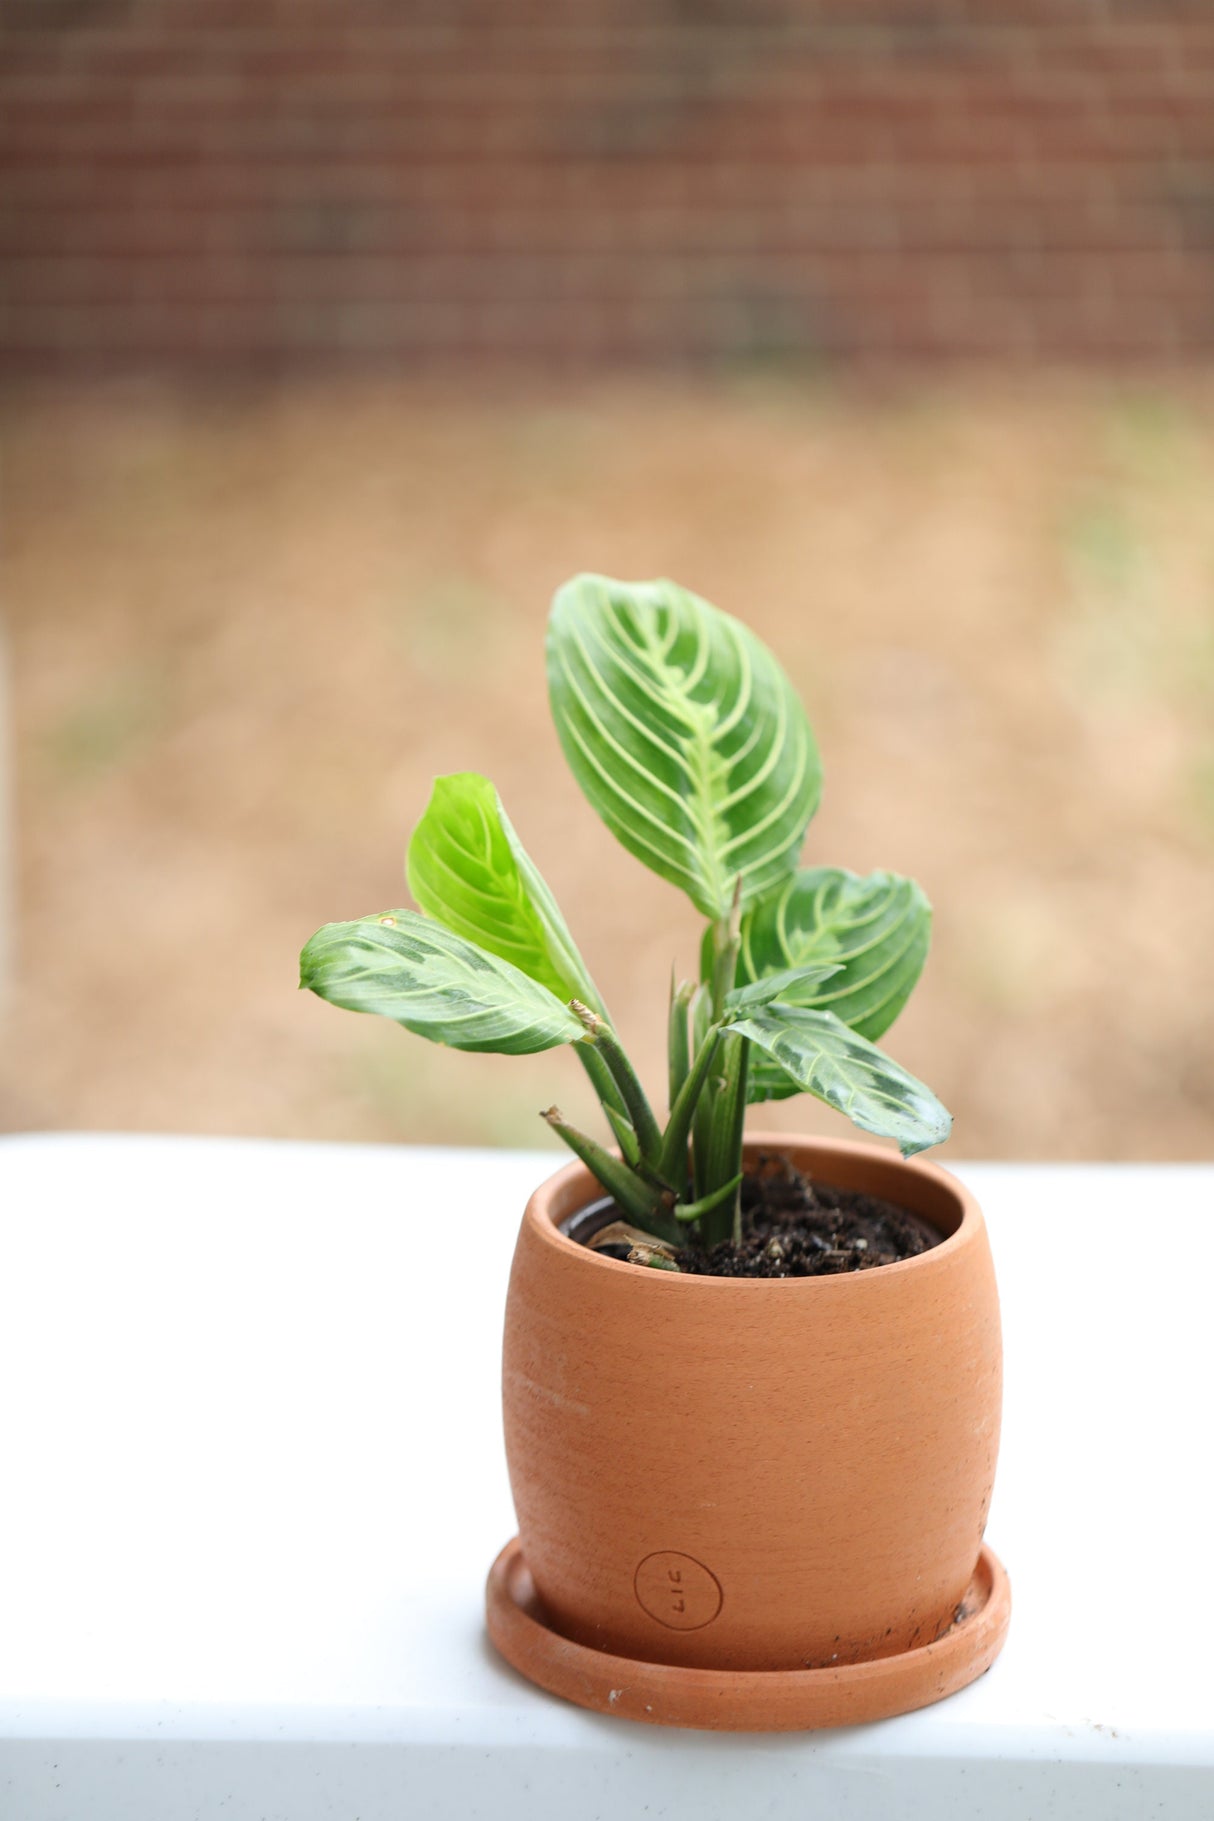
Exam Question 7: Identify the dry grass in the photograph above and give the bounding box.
[3,370,1213,1160]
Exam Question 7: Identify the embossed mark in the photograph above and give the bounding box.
[634,1551,723,1630]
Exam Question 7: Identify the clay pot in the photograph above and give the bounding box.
[488,1133,1008,1728]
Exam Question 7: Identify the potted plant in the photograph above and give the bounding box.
[300,573,1009,1731]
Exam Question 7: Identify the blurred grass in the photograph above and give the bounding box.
[42,662,169,782]
[2,370,1212,1160]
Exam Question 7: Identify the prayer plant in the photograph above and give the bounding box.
[300,574,951,1261]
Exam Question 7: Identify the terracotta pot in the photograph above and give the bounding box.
[489,1133,1008,1727]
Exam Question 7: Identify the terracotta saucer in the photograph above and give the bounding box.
[486,1537,1011,1732]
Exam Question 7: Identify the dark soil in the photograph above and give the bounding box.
[675,1153,943,1277]
[572,1152,944,1277]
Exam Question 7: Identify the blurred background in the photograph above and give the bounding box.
[1,1,1211,1160]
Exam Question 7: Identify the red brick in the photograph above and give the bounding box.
[2,0,1213,371]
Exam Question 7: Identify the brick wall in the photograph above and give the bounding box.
[3,0,1213,372]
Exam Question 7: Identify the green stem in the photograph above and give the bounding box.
[708,876,743,1019]
[728,1037,749,1247]
[658,1022,721,1191]
[667,975,695,1112]
[687,877,750,1247]
[693,1028,749,1249]
[603,1102,640,1168]
[674,1172,743,1227]
[540,1108,683,1247]
[690,987,716,1202]
[635,1250,681,1272]
[572,1003,663,1169]
[576,1041,628,1124]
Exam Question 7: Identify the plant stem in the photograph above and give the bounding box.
[540,1108,683,1247]
[673,1171,743,1227]
[728,1037,749,1247]
[630,1246,682,1272]
[709,875,744,1019]
[658,1021,721,1191]
[571,1002,663,1169]
[603,1101,641,1167]
[690,987,716,1202]
[667,974,695,1112]
[687,876,751,1247]
[576,1041,629,1124]
[694,1028,749,1248]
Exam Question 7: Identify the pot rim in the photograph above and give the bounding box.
[523,1131,982,1292]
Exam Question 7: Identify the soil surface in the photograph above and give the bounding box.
[675,1153,942,1277]
[581,1152,943,1277]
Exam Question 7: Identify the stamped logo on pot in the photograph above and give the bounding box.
[634,1551,722,1630]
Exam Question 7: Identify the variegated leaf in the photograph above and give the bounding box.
[300,910,584,1054]
[547,574,821,920]
[723,961,842,1015]
[726,1004,952,1157]
[732,867,932,1102]
[406,772,602,1010]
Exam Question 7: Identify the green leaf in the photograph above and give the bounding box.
[728,867,932,1102]
[547,574,821,920]
[723,961,842,1015]
[737,868,931,1036]
[726,1005,952,1157]
[406,772,601,1010]
[300,910,584,1054]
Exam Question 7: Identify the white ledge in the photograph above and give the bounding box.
[0,1134,1211,1819]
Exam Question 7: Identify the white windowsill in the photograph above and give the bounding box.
[0,1134,1211,1819]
